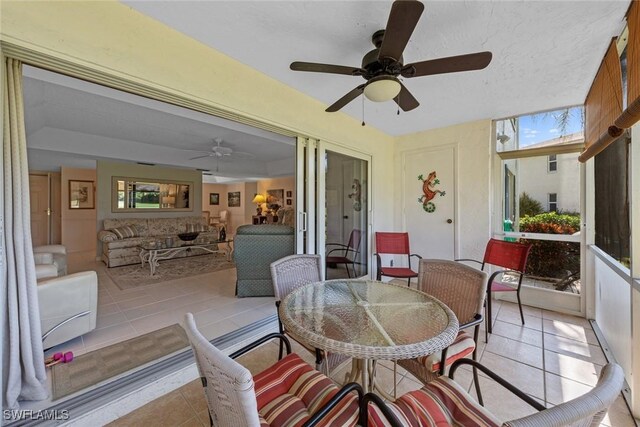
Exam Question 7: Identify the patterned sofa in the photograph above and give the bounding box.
[98,216,219,267]
[233,224,295,297]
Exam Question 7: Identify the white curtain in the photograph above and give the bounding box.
[2,57,48,409]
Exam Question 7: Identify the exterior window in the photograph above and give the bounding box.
[548,193,558,212]
[548,154,557,172]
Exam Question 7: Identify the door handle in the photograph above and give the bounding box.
[446,219,453,224]
[343,216,349,219]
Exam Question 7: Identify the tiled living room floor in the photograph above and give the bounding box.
[45,255,276,359]
[108,299,638,426]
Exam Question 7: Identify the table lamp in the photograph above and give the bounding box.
[252,194,266,215]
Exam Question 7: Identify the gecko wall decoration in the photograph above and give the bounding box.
[348,178,362,211]
[418,171,446,213]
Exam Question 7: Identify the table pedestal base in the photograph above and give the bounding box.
[345,359,397,400]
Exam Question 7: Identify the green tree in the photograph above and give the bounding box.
[519,192,543,217]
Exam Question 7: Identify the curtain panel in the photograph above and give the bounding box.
[2,57,48,409]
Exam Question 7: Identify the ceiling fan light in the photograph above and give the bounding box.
[363,77,401,102]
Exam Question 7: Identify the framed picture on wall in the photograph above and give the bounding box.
[209,193,219,205]
[69,180,95,209]
[286,190,292,198]
[286,199,292,205]
[228,191,241,207]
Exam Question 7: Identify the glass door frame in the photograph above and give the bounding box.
[296,136,373,278]
[317,141,372,278]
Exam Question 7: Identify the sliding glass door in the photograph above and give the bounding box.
[297,137,371,278]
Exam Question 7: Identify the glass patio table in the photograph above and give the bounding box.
[279,279,459,395]
[138,238,233,275]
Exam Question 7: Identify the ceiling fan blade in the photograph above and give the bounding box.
[378,0,425,62]
[326,85,366,112]
[401,51,493,78]
[395,83,420,112]
[232,151,257,159]
[290,61,364,76]
[189,154,213,160]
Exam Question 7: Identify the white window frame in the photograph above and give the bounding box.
[548,154,558,173]
[548,192,558,212]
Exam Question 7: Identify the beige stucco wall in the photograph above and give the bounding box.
[395,119,493,261]
[1,0,395,236]
[61,167,97,265]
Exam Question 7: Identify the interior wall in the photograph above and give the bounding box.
[395,119,493,260]
[96,161,202,255]
[61,167,97,266]
[256,176,295,212]
[201,183,226,218]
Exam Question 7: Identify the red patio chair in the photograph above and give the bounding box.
[326,229,362,278]
[374,232,422,287]
[457,238,532,341]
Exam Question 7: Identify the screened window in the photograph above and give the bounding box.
[496,106,584,294]
[594,136,630,267]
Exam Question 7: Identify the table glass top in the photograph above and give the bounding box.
[279,279,459,359]
[138,238,231,250]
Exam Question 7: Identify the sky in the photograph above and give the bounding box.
[516,106,584,148]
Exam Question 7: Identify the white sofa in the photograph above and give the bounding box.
[98,216,220,267]
[38,271,98,349]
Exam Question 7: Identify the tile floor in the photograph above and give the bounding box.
[108,298,638,426]
[45,255,276,360]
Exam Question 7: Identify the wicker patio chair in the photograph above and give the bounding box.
[183,313,363,427]
[374,232,422,287]
[364,360,625,427]
[456,238,532,341]
[398,259,487,404]
[270,254,349,375]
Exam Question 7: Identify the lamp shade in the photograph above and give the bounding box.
[162,196,175,205]
[363,76,401,102]
[252,194,266,204]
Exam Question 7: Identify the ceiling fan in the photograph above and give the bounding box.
[188,137,254,161]
[289,0,492,113]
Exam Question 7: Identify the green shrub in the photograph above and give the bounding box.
[519,212,580,279]
[519,192,543,217]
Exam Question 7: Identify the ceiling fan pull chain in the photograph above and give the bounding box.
[361,95,366,126]
[396,91,400,115]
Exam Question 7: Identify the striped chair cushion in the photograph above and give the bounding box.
[254,353,359,427]
[186,223,208,233]
[368,376,500,427]
[416,330,475,373]
[109,225,139,239]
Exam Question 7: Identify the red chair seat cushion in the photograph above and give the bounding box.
[368,376,500,427]
[254,353,359,426]
[380,267,418,278]
[490,280,518,292]
[415,331,475,372]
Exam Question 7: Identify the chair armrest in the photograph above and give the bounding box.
[374,253,382,280]
[303,382,364,427]
[229,333,291,359]
[34,245,67,255]
[326,247,358,257]
[360,392,404,427]
[449,359,546,411]
[409,253,422,259]
[459,313,483,330]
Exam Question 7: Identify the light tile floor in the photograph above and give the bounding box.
[45,255,276,360]
[108,298,638,426]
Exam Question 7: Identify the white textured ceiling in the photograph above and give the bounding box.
[123,0,629,136]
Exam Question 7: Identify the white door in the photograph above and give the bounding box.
[402,146,455,259]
